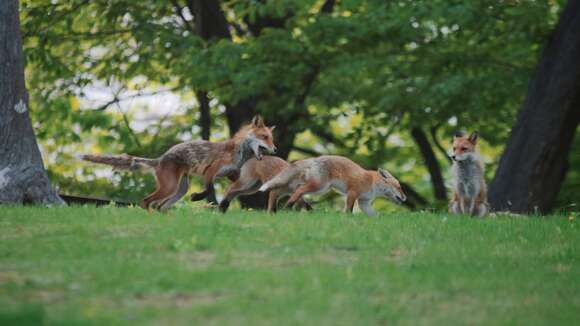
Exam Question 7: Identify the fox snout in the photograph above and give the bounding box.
[396,193,407,203]
[267,145,277,154]
[258,144,276,156]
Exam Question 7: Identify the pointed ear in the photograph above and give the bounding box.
[251,115,265,128]
[378,168,393,179]
[269,125,276,131]
[468,131,479,144]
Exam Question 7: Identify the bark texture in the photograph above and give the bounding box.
[0,0,64,205]
[488,0,580,213]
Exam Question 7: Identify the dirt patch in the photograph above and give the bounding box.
[133,291,229,308]
[0,271,24,285]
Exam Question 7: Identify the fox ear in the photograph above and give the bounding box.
[251,115,265,128]
[468,131,479,144]
[378,168,393,179]
[453,131,465,139]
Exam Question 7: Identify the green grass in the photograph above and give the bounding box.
[0,206,579,325]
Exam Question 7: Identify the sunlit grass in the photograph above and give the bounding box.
[0,206,578,325]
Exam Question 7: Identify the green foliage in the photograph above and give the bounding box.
[20,0,569,204]
[1,206,579,324]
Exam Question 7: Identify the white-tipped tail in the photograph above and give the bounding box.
[258,184,270,192]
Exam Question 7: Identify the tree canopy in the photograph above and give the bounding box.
[20,0,576,211]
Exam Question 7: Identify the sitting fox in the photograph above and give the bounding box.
[81,115,276,211]
[449,131,489,217]
[216,155,312,213]
[258,155,406,216]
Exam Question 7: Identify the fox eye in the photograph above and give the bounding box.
[461,147,468,151]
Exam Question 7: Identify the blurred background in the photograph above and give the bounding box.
[19,0,578,211]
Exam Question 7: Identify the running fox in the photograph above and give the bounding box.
[258,155,406,216]
[81,115,276,211]
[216,156,312,213]
[449,131,489,217]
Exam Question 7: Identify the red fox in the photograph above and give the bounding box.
[449,131,489,217]
[216,156,312,213]
[258,155,406,216]
[81,115,276,211]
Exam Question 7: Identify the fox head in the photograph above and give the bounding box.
[376,168,407,204]
[451,131,479,162]
[236,115,277,160]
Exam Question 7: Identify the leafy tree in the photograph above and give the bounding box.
[20,0,573,211]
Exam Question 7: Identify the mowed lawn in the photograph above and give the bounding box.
[0,206,578,325]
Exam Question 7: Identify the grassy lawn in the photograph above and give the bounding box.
[0,206,578,325]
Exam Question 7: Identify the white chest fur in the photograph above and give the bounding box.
[453,160,482,199]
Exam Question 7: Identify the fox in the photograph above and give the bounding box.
[258,155,406,216]
[216,155,312,213]
[449,131,489,217]
[80,115,276,211]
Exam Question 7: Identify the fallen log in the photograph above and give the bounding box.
[59,194,134,207]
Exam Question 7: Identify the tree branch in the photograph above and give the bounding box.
[292,145,322,157]
[411,127,448,201]
[430,125,452,164]
[93,87,179,111]
[115,103,142,149]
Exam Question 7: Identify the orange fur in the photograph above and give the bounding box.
[83,115,275,211]
[219,156,311,213]
[449,132,489,217]
[260,155,406,216]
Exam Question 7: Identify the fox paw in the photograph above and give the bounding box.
[190,192,208,202]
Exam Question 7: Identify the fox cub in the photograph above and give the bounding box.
[259,155,406,216]
[449,131,489,217]
[216,156,312,213]
[81,115,276,211]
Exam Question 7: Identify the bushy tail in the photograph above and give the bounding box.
[79,154,158,171]
[259,165,300,192]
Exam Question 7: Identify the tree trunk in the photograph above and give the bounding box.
[188,0,265,207]
[0,0,64,205]
[411,127,447,201]
[488,0,580,213]
[196,91,211,141]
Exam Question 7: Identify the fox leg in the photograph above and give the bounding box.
[358,198,376,217]
[467,198,477,215]
[294,199,313,211]
[344,191,358,213]
[449,192,462,214]
[460,197,473,215]
[157,176,190,211]
[476,201,489,218]
[296,199,313,211]
[449,201,461,214]
[219,179,260,213]
[190,164,220,204]
[267,190,280,213]
[285,181,321,209]
[142,164,182,210]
